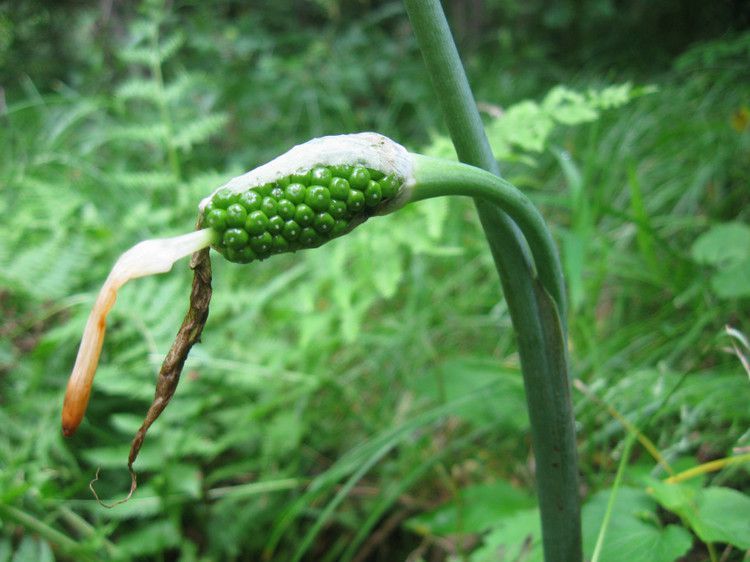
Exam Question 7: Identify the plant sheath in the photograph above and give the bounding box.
[403,2,582,560]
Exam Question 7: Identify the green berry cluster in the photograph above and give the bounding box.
[202,164,402,264]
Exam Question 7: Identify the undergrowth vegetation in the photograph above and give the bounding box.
[0,1,748,560]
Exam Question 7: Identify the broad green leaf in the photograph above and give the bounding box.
[405,480,535,536]
[469,508,543,562]
[711,259,750,298]
[691,222,750,267]
[583,487,692,562]
[649,480,750,549]
[692,487,750,548]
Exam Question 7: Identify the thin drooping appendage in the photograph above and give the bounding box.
[61,228,217,437]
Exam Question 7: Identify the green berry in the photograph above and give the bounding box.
[380,175,399,199]
[364,181,382,208]
[226,203,248,227]
[272,235,289,253]
[275,176,291,189]
[310,166,333,186]
[246,210,269,235]
[277,199,296,220]
[268,215,284,235]
[305,186,331,212]
[239,190,262,211]
[206,209,228,230]
[227,246,257,263]
[240,247,258,262]
[331,164,353,178]
[332,219,349,236]
[285,183,306,205]
[299,227,321,247]
[347,189,365,214]
[261,196,278,216]
[224,247,240,262]
[271,186,284,199]
[250,232,273,254]
[294,204,314,226]
[290,171,310,185]
[329,177,351,200]
[224,228,249,249]
[368,168,385,181]
[349,166,370,190]
[313,212,334,235]
[283,220,301,241]
[213,188,236,209]
[257,183,275,196]
[329,200,347,219]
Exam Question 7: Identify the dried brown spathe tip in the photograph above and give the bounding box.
[88,242,212,507]
[61,228,215,437]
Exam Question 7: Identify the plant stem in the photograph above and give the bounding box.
[590,431,637,562]
[403,2,581,561]
[409,155,566,317]
[150,20,182,203]
[0,503,96,562]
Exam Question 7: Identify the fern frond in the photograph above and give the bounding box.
[109,170,175,190]
[119,45,158,67]
[170,113,228,152]
[163,73,200,103]
[0,234,90,300]
[108,123,168,143]
[116,78,160,103]
[157,32,184,64]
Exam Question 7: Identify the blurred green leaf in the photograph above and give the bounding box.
[582,487,692,562]
[691,222,750,267]
[411,356,528,429]
[118,519,180,557]
[648,480,750,549]
[405,480,535,536]
[710,259,750,298]
[0,539,11,562]
[543,86,599,125]
[691,222,750,298]
[10,537,53,562]
[469,508,543,562]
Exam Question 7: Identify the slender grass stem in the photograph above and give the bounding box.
[150,22,182,204]
[403,2,581,560]
[591,431,637,562]
[0,504,96,562]
[664,453,750,484]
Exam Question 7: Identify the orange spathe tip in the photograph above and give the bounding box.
[61,229,216,436]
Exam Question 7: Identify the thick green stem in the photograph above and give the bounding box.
[404,2,581,561]
[410,155,566,318]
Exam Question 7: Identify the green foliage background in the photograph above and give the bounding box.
[0,1,748,560]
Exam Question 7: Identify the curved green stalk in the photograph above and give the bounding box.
[409,154,566,319]
[403,1,582,561]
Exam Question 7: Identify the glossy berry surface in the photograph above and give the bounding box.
[204,164,403,263]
